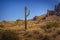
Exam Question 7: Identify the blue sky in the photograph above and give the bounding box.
[0,0,60,21]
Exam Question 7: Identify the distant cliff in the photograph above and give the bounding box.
[33,3,60,22]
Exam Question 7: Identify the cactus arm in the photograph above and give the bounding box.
[26,10,30,17]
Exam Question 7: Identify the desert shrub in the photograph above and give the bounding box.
[31,30,44,39]
[42,35,50,40]
[46,21,60,28]
[23,31,32,38]
[41,25,52,32]
[25,33,32,38]
[16,19,22,23]
[16,20,20,24]
[38,35,51,40]
[15,19,22,25]
[46,22,58,28]
[33,30,40,34]
[52,34,57,38]
[0,24,4,28]
[36,33,43,40]
[56,30,60,35]
[41,22,60,32]
[1,30,19,40]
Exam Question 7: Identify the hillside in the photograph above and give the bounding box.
[0,3,60,40]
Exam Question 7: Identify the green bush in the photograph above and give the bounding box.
[47,22,59,27]
[16,19,21,25]
[1,30,19,40]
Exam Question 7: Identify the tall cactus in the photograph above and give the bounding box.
[24,6,30,31]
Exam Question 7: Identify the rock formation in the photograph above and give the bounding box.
[47,3,60,16]
[33,3,60,22]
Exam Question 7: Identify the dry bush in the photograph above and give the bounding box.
[42,35,50,40]
[0,24,5,28]
[40,21,60,32]
[22,30,44,40]
[1,30,19,40]
[56,30,60,35]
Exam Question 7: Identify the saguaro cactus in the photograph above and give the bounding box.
[24,6,30,31]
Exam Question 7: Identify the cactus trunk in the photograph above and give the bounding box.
[25,7,27,31]
[24,6,30,31]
